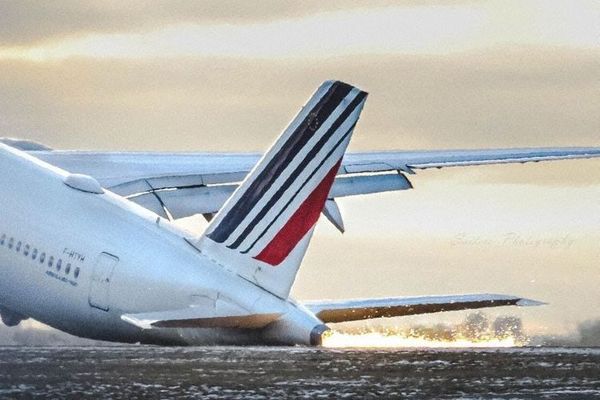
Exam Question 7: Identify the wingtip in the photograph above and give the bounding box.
[516,298,547,307]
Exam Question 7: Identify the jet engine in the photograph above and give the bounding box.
[0,306,28,327]
[262,303,330,346]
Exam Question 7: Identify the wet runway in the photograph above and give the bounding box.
[0,346,599,399]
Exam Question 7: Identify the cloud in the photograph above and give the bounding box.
[0,5,487,61]
[2,1,600,61]
[0,48,597,155]
[0,1,319,45]
[0,1,475,46]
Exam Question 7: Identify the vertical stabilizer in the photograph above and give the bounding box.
[194,81,368,298]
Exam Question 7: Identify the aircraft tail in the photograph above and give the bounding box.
[194,80,368,298]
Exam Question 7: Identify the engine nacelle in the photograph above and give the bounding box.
[262,303,330,346]
[0,306,28,327]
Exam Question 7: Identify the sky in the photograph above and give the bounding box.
[0,0,599,336]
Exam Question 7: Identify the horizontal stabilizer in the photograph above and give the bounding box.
[305,294,545,324]
[122,308,281,330]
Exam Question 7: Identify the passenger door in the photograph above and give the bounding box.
[88,253,119,311]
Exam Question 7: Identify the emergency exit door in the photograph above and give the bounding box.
[89,253,119,311]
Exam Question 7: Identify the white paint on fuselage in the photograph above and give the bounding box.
[0,143,306,345]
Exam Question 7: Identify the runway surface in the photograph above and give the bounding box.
[0,346,599,399]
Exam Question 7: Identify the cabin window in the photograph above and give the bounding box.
[0,234,5,245]
[32,249,38,260]
[8,238,13,249]
[56,259,62,272]
[74,267,80,279]
[15,241,21,252]
[65,263,71,275]
[40,253,46,263]
[23,244,30,256]
[48,256,54,268]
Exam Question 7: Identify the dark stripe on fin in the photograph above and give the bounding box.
[254,160,342,266]
[208,81,353,243]
[228,92,367,250]
[240,120,358,255]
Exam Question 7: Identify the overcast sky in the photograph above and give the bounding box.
[0,0,599,335]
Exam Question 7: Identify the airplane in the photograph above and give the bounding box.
[1,80,599,346]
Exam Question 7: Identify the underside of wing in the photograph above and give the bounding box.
[305,294,545,324]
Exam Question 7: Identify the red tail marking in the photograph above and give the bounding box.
[254,161,341,266]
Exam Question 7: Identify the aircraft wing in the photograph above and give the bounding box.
[341,148,600,172]
[304,294,544,324]
[24,147,600,192]
[6,139,600,226]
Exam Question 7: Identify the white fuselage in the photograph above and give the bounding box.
[0,143,321,345]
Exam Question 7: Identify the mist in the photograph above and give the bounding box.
[3,314,600,347]
[0,321,117,347]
